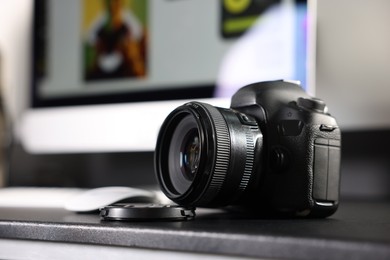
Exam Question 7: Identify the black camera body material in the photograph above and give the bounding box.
[155,80,341,218]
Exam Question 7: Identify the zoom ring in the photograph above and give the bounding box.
[196,104,230,205]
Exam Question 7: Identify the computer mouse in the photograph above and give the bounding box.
[64,186,158,212]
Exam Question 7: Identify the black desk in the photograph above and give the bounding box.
[0,201,389,259]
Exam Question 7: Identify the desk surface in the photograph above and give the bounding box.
[0,201,389,259]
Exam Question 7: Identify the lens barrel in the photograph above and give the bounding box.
[155,102,263,207]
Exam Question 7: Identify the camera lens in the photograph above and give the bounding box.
[155,102,263,207]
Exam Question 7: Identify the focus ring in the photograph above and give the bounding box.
[196,103,230,205]
[239,125,258,191]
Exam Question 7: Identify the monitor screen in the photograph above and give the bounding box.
[20,0,309,153]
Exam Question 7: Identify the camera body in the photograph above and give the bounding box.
[229,80,341,217]
[155,80,341,217]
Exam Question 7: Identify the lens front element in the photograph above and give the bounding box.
[181,128,200,180]
[167,114,200,195]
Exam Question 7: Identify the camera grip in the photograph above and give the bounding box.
[313,138,341,202]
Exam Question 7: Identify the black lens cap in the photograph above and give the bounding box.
[100,203,196,221]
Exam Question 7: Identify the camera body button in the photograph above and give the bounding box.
[320,124,338,132]
[270,147,289,172]
[237,113,258,126]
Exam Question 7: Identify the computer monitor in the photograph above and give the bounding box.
[3,0,309,154]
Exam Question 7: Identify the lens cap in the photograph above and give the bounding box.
[100,203,196,221]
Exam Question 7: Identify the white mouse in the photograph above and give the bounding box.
[64,186,157,212]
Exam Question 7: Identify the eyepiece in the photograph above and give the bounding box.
[155,102,262,207]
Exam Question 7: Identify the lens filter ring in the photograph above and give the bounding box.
[155,102,231,205]
[155,110,200,198]
[192,102,231,205]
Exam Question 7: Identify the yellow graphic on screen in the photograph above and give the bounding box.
[221,0,276,38]
[223,0,251,14]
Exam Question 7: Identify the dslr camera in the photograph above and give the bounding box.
[155,80,341,217]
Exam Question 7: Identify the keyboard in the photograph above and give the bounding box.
[0,187,85,208]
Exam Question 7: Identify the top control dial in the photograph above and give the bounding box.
[297,97,327,113]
